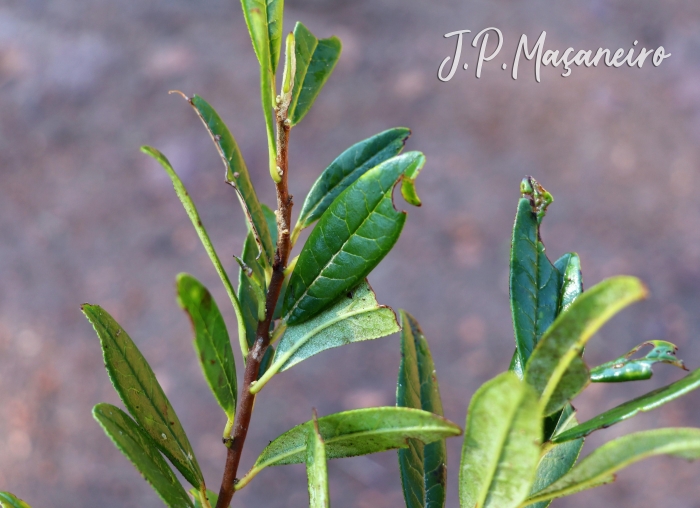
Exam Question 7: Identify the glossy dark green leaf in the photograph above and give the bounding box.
[0,492,31,508]
[553,253,583,314]
[459,372,542,508]
[141,146,247,356]
[295,128,411,233]
[510,183,559,368]
[177,274,237,421]
[191,489,218,508]
[236,407,461,490]
[306,416,330,508]
[590,340,688,382]
[93,404,194,508]
[183,96,274,264]
[554,368,700,443]
[240,0,284,73]
[283,152,425,325]
[397,311,447,508]
[253,280,400,392]
[509,349,524,379]
[83,305,203,488]
[525,428,700,504]
[289,23,342,126]
[527,404,584,508]
[524,276,647,415]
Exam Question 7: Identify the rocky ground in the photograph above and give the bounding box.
[2,0,700,506]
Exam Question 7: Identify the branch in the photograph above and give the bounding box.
[214,103,293,508]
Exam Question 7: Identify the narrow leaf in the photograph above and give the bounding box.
[177,274,237,420]
[525,428,700,505]
[0,493,31,508]
[283,152,425,325]
[553,253,583,314]
[510,179,559,369]
[141,146,248,357]
[253,280,399,392]
[306,414,330,508]
[525,276,648,415]
[289,25,342,126]
[237,231,276,380]
[191,489,218,508]
[182,96,274,264]
[93,404,194,508]
[239,0,284,73]
[459,372,542,508]
[527,404,584,508]
[296,128,411,232]
[590,340,687,383]
[554,368,700,443]
[237,407,461,489]
[397,311,447,508]
[83,305,203,487]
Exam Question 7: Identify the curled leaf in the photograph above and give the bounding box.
[590,340,688,383]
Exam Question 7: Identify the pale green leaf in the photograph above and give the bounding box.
[0,492,31,508]
[306,417,330,508]
[524,428,700,505]
[253,280,399,392]
[525,276,648,415]
[459,372,542,508]
[554,367,700,443]
[83,305,203,487]
[191,489,218,508]
[93,404,193,508]
[236,407,461,490]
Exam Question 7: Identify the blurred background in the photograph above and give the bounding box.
[2,0,700,506]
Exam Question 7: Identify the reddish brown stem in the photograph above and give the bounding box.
[215,109,292,508]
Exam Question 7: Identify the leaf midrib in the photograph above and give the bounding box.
[257,424,456,470]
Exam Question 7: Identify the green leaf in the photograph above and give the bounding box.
[191,489,218,508]
[553,253,583,314]
[510,186,559,369]
[526,404,584,508]
[93,404,194,508]
[252,280,400,392]
[239,0,284,74]
[553,367,700,444]
[525,428,700,505]
[176,274,237,421]
[236,407,461,490]
[289,23,342,126]
[0,492,31,508]
[141,146,248,357]
[295,128,411,233]
[459,372,542,508]
[590,340,688,383]
[182,96,274,264]
[397,311,447,508]
[306,415,330,508]
[82,305,203,488]
[524,276,648,415]
[283,151,426,325]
